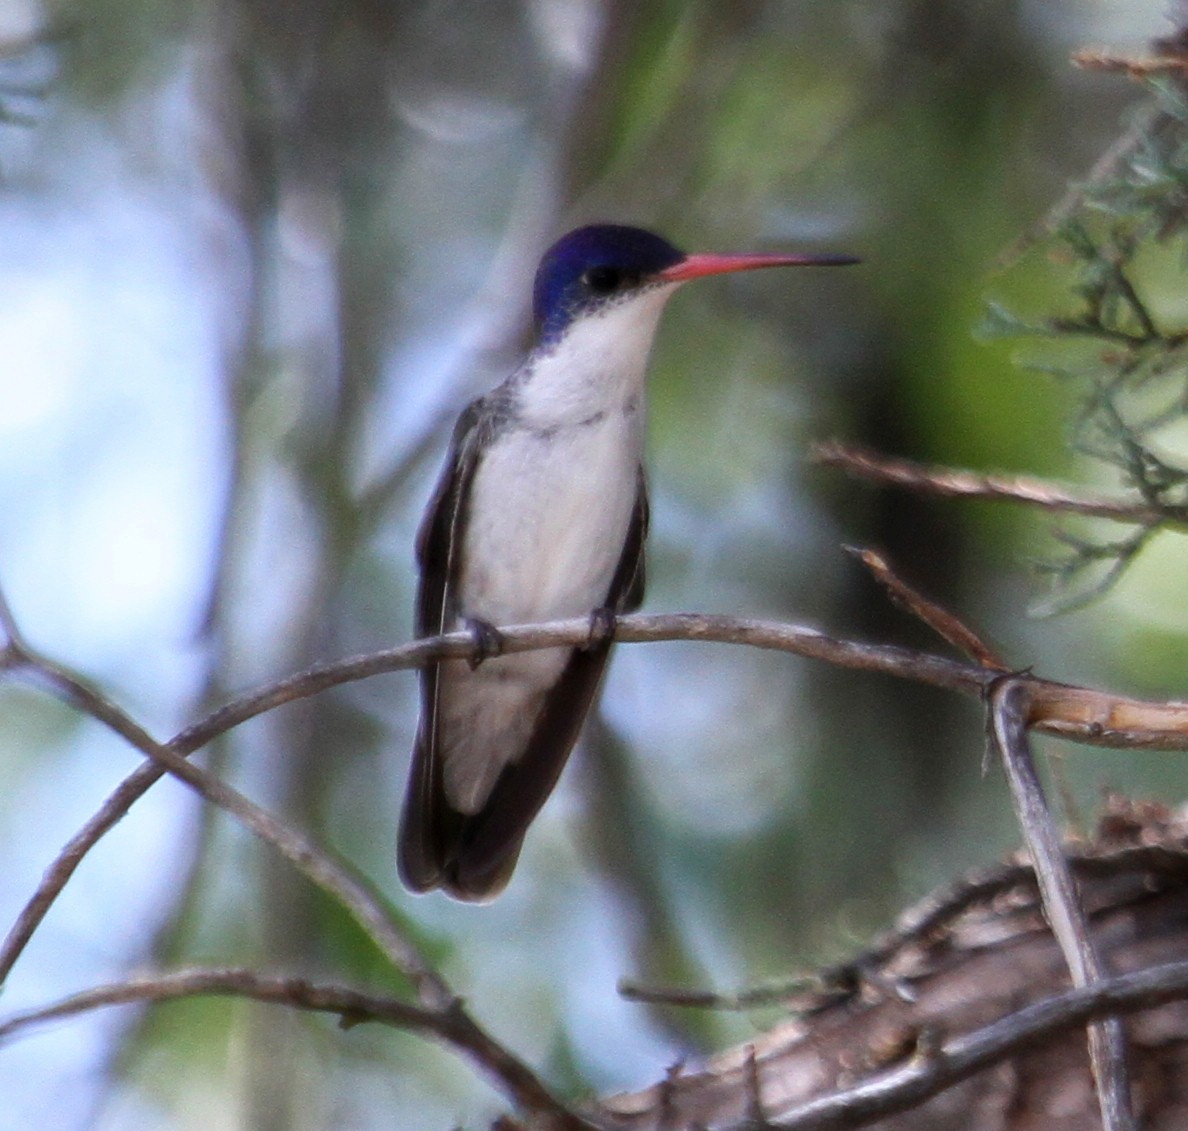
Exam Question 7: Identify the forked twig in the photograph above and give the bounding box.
[847,546,1008,668]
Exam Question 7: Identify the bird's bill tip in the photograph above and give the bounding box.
[657,250,860,282]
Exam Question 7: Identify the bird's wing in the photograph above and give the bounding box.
[412,399,488,638]
[398,399,491,893]
[617,466,648,613]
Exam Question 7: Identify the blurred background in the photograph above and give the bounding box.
[0,1,1184,1128]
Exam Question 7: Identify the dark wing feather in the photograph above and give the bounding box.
[619,468,648,613]
[397,401,490,893]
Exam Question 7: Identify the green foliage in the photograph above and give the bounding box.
[987,78,1188,612]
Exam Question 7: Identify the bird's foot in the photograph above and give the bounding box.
[584,606,617,651]
[465,617,505,670]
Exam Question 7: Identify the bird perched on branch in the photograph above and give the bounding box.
[399,224,856,900]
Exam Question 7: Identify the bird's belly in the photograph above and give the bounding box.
[458,416,641,625]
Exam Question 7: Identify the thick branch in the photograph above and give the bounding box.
[7,959,1188,1131]
[755,962,1188,1131]
[598,807,1188,1130]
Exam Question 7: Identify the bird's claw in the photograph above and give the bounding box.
[465,618,505,669]
[584,606,617,651]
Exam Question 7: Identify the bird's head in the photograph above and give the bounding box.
[532,224,857,345]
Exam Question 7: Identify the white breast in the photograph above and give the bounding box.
[459,411,641,623]
[455,287,671,625]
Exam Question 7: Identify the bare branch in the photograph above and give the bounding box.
[0,637,595,1129]
[68,957,1180,1131]
[849,834,1188,991]
[2,557,1188,1130]
[172,613,987,749]
[0,759,168,985]
[1072,46,1188,78]
[0,967,437,1039]
[0,670,592,1126]
[606,800,1188,1130]
[0,584,26,657]
[164,613,1188,753]
[0,610,449,1012]
[0,566,1184,1128]
[847,546,1008,668]
[0,613,966,990]
[987,677,1134,1131]
[0,967,595,1131]
[9,605,1188,990]
[814,441,1178,525]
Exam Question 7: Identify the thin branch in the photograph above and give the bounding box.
[0,614,975,991]
[987,677,1134,1131]
[1072,45,1188,79]
[156,613,1188,753]
[8,961,1188,1131]
[171,614,985,753]
[0,619,448,1011]
[813,440,1183,525]
[0,967,435,1039]
[0,630,592,1126]
[147,745,454,1009]
[846,546,1008,668]
[0,760,168,985]
[3,579,1188,1125]
[0,650,195,984]
[9,607,1188,989]
[0,967,595,1131]
[0,682,588,1127]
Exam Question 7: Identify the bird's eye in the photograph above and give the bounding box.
[581,266,623,294]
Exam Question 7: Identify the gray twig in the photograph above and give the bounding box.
[986,677,1134,1131]
[0,968,595,1130]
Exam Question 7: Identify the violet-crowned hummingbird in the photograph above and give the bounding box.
[399,224,856,900]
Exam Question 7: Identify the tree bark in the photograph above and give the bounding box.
[580,798,1188,1130]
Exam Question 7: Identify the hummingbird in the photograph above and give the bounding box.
[399,224,856,900]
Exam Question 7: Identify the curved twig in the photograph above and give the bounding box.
[7,609,1188,990]
[0,967,593,1130]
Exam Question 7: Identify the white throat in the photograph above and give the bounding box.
[516,284,679,428]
